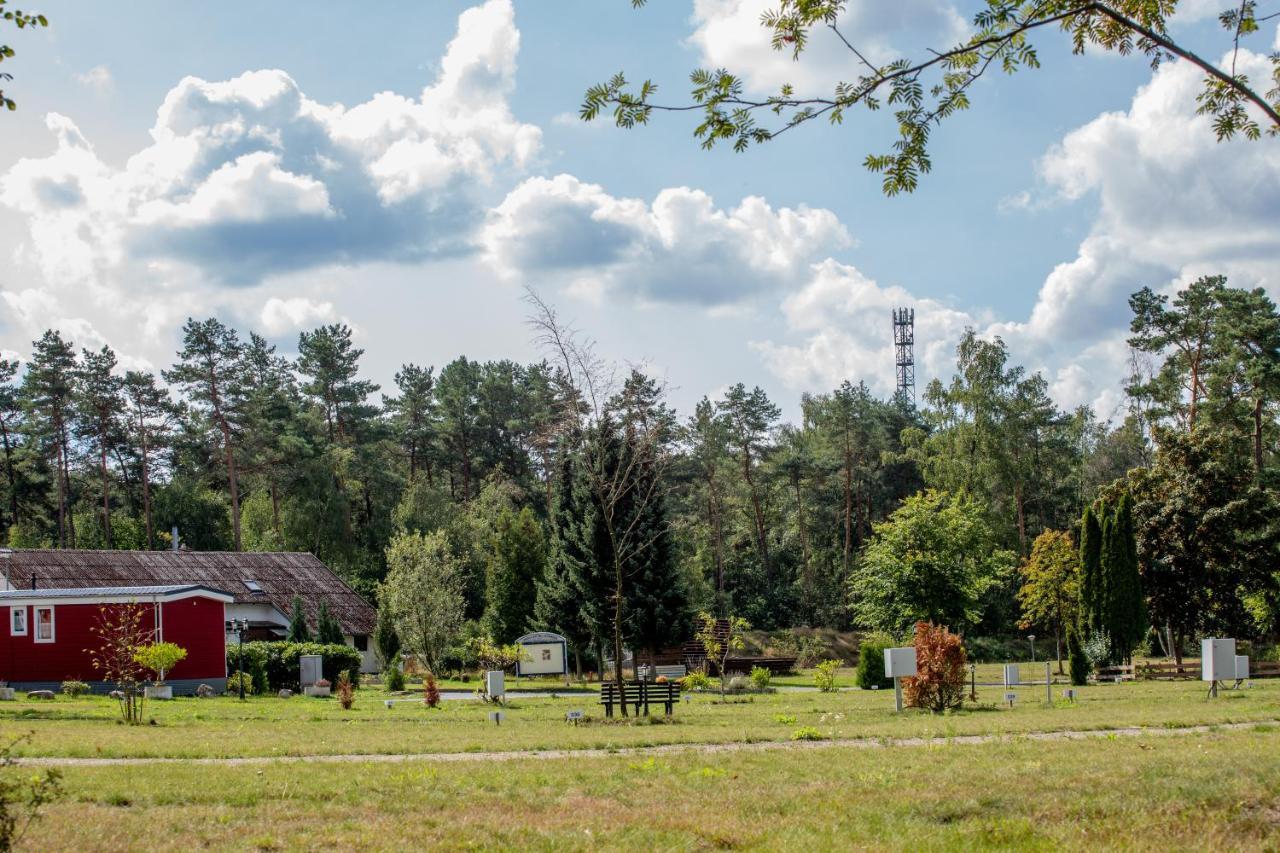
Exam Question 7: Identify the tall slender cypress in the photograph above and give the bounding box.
[1078,504,1103,636]
[1105,492,1145,663]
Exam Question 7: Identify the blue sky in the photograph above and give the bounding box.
[1,0,1277,419]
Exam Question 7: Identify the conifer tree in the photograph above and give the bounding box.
[316,601,344,645]
[534,438,593,676]
[1103,492,1146,663]
[1078,504,1103,637]
[21,331,78,547]
[75,345,124,548]
[1067,624,1090,687]
[625,446,689,664]
[288,595,311,642]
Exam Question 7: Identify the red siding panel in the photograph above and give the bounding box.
[0,595,226,684]
[160,597,226,680]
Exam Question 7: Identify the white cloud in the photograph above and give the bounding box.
[688,0,969,94]
[1,0,538,294]
[0,0,539,365]
[482,173,852,306]
[74,65,113,94]
[260,296,339,335]
[756,48,1280,414]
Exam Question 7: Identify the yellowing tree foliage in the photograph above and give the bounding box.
[1016,529,1079,673]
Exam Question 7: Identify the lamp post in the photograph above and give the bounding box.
[226,618,249,700]
[1028,634,1037,663]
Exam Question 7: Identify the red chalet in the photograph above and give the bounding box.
[0,585,233,695]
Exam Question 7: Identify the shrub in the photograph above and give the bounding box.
[903,623,967,713]
[60,680,90,698]
[1067,626,1090,687]
[133,642,188,684]
[384,653,406,692]
[226,671,256,696]
[681,670,712,692]
[855,637,894,690]
[813,659,841,692]
[424,673,440,708]
[749,666,772,690]
[226,642,362,692]
[336,671,355,710]
[0,733,62,850]
[790,726,825,741]
[727,675,749,692]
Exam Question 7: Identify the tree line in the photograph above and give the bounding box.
[2,275,1278,663]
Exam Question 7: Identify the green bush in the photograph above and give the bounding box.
[749,666,772,690]
[855,639,894,690]
[1068,627,1090,687]
[226,671,257,696]
[681,670,712,691]
[225,642,363,692]
[813,659,841,692]
[60,680,90,698]
[790,726,826,741]
[384,653,406,692]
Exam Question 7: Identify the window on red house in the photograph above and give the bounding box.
[10,607,26,636]
[34,606,54,643]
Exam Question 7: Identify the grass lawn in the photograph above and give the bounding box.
[21,728,1280,850]
[2,676,1278,759]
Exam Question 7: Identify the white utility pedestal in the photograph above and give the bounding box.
[884,647,917,713]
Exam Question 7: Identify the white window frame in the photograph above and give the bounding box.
[33,606,54,644]
[9,606,27,637]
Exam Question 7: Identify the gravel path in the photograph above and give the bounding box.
[14,719,1277,768]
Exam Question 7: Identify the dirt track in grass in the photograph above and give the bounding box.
[15,718,1277,767]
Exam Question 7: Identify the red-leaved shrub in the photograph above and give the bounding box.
[904,622,967,713]
[424,673,440,708]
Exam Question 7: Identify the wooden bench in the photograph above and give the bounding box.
[599,681,679,718]
[639,664,686,680]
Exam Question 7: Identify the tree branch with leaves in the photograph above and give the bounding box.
[588,1,1280,194]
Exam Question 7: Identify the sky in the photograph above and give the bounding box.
[1,0,1278,421]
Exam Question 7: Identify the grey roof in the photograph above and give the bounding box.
[0,584,232,600]
[0,584,232,596]
[2,550,375,635]
[516,632,567,644]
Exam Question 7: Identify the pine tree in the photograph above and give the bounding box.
[317,601,344,645]
[75,345,124,549]
[288,595,311,642]
[1078,504,1103,637]
[164,318,246,550]
[482,505,546,644]
[21,331,79,548]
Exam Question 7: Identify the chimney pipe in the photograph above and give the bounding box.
[171,526,180,552]
[30,573,36,590]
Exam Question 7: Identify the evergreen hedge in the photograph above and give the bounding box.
[226,641,363,691]
[855,638,894,690]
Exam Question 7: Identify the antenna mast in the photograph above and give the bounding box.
[892,308,915,400]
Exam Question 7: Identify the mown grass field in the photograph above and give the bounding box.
[1,673,1277,759]
[21,728,1280,850]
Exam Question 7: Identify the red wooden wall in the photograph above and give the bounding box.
[0,596,226,684]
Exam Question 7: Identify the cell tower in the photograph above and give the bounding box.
[892,308,915,400]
